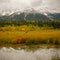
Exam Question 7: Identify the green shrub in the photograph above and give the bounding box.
[0,39,16,44]
[25,39,40,45]
[48,38,59,44]
[39,39,48,44]
[58,39,60,45]
[0,39,9,44]
[0,38,60,45]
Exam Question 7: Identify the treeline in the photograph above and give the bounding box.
[0,20,60,29]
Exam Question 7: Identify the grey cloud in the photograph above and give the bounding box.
[0,0,10,3]
[0,0,60,13]
[31,0,42,7]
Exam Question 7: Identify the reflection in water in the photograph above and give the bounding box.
[0,47,60,60]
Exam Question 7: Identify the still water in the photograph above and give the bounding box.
[0,47,60,60]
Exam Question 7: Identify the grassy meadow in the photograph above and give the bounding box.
[0,25,60,45]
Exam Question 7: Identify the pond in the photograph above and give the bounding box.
[0,47,60,60]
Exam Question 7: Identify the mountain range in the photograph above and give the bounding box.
[0,9,60,21]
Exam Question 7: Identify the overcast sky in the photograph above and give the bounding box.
[0,0,60,13]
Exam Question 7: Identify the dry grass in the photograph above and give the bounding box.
[0,29,60,39]
[0,25,60,44]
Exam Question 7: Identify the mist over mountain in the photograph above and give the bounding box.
[0,0,60,14]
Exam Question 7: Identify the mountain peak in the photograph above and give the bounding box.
[0,8,60,21]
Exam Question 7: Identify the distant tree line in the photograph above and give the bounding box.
[0,20,60,29]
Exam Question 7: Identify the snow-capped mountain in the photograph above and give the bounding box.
[0,8,60,20]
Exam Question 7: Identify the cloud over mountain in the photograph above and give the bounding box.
[0,0,60,13]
